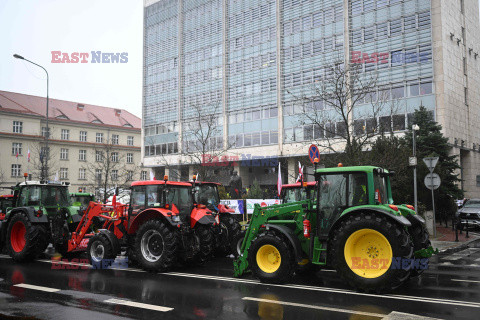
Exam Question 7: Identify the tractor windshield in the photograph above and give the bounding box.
[18,186,71,207]
[195,184,220,208]
[165,186,193,216]
[71,195,94,207]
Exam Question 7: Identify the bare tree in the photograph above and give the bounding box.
[29,142,59,181]
[289,63,401,162]
[85,138,139,203]
[182,103,231,181]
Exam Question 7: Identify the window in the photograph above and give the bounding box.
[390,20,402,36]
[391,84,405,98]
[79,131,87,142]
[391,50,404,67]
[141,171,148,180]
[112,134,119,145]
[404,15,416,32]
[79,150,86,161]
[96,150,103,162]
[420,78,433,95]
[60,168,68,180]
[13,121,22,133]
[392,114,406,131]
[407,80,419,96]
[111,170,118,181]
[111,152,119,162]
[127,153,133,163]
[11,164,21,177]
[12,143,22,156]
[127,171,134,181]
[61,129,70,140]
[96,133,104,143]
[60,148,69,160]
[79,168,86,180]
[127,136,134,146]
[42,127,49,138]
[364,26,375,43]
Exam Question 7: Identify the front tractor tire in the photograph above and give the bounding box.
[248,231,295,284]
[329,213,413,293]
[7,212,48,262]
[135,220,178,272]
[215,215,241,256]
[409,222,431,277]
[194,225,214,264]
[87,232,117,268]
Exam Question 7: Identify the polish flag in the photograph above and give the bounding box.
[27,149,31,162]
[296,162,304,183]
[150,170,155,180]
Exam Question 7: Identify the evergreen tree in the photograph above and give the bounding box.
[248,179,264,199]
[403,106,462,216]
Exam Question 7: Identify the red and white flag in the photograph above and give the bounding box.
[15,151,18,159]
[277,163,282,196]
[296,162,304,183]
[27,149,31,162]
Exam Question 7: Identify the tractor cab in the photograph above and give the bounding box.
[193,182,222,212]
[280,181,317,203]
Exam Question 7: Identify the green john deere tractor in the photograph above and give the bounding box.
[0,181,81,261]
[234,165,435,292]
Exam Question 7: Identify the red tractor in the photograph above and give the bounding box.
[280,181,317,203]
[192,181,241,256]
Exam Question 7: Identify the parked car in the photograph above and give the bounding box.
[457,199,480,230]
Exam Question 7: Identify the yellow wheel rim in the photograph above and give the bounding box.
[298,258,309,266]
[344,228,392,279]
[256,244,282,273]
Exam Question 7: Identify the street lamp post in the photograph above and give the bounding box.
[412,124,420,212]
[14,54,49,181]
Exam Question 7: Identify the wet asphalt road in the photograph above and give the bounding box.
[0,240,480,320]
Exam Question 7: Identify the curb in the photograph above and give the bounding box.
[437,237,480,255]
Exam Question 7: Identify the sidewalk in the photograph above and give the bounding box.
[430,222,480,254]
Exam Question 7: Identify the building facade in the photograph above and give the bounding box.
[142,0,480,197]
[0,91,144,194]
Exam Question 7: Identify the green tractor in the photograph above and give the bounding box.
[0,181,81,261]
[234,165,434,292]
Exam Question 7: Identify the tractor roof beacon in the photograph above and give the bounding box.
[234,165,435,293]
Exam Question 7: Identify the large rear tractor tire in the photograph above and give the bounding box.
[194,225,214,264]
[248,231,295,284]
[409,223,431,277]
[87,232,117,269]
[329,212,413,293]
[232,230,246,258]
[7,213,48,262]
[135,220,178,272]
[215,215,241,256]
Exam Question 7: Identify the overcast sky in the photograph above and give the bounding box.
[0,0,143,117]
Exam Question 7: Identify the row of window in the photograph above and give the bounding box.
[282,5,343,36]
[361,45,431,73]
[11,122,134,145]
[183,136,223,153]
[184,0,221,22]
[229,104,278,124]
[351,12,431,45]
[283,35,343,62]
[184,43,222,65]
[230,26,276,52]
[284,112,418,143]
[144,141,179,157]
[229,78,277,100]
[183,90,222,109]
[351,0,401,15]
[228,2,275,29]
[184,20,222,43]
[185,67,222,86]
[144,122,179,137]
[146,77,177,94]
[228,130,278,148]
[229,52,276,75]
[146,57,177,75]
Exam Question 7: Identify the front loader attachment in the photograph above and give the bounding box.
[233,201,311,278]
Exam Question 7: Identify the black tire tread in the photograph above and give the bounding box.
[7,212,47,262]
[195,225,214,264]
[86,232,116,267]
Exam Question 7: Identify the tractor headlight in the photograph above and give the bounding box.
[172,215,180,222]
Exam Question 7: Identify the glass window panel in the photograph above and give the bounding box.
[270,131,278,144]
[408,81,419,96]
[420,79,433,95]
[244,133,252,146]
[392,114,406,131]
[261,131,270,145]
[391,84,405,99]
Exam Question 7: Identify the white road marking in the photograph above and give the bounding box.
[3,255,480,309]
[441,256,463,261]
[14,283,60,293]
[243,297,385,318]
[104,298,173,312]
[164,272,480,309]
[452,279,480,284]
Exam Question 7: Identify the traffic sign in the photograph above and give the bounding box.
[424,173,441,190]
[409,157,417,166]
[308,144,320,164]
[423,157,439,173]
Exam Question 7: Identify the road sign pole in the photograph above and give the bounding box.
[431,185,436,238]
